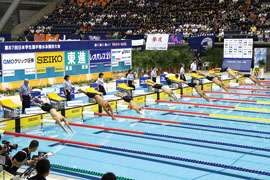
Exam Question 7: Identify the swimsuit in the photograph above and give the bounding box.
[86,92,98,98]
[206,76,214,81]
[41,103,54,112]
[188,83,197,88]
[122,96,133,103]
[153,84,163,89]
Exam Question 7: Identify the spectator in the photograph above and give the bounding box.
[102,172,116,180]
[28,159,50,180]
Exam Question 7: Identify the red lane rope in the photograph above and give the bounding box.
[157,100,235,109]
[227,87,270,92]
[94,113,180,124]
[204,91,270,97]
[239,84,270,87]
[181,95,257,103]
[259,80,270,83]
[69,123,144,135]
[3,131,100,148]
[140,107,210,116]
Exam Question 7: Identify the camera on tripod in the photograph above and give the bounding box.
[0,140,18,154]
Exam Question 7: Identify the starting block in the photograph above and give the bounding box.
[209,70,221,81]
[190,73,204,85]
[47,93,66,110]
[169,76,183,89]
[86,88,102,103]
[117,83,134,96]
[0,99,21,118]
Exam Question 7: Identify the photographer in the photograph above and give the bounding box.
[28,159,50,180]
[6,140,39,175]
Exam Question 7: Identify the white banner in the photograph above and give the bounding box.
[146,34,169,50]
[112,61,119,67]
[111,48,132,62]
[1,53,36,70]
[25,68,36,75]
[132,39,144,46]
[3,70,15,77]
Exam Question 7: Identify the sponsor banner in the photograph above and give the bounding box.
[59,34,81,41]
[90,64,97,69]
[89,40,132,49]
[20,115,41,128]
[37,68,46,74]
[146,34,169,50]
[59,87,75,99]
[36,51,64,68]
[1,53,36,70]
[3,70,15,77]
[111,48,132,62]
[104,62,111,67]
[254,48,267,68]
[90,50,111,64]
[55,66,64,72]
[65,50,89,67]
[83,104,99,112]
[0,34,11,42]
[83,34,106,41]
[222,39,253,71]
[0,40,131,53]
[132,39,144,46]
[65,107,82,118]
[168,34,183,45]
[45,34,59,41]
[25,68,36,75]
[112,61,119,67]
[188,34,215,52]
[125,61,131,66]
[140,76,151,88]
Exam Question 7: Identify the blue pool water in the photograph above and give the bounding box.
[3,87,270,180]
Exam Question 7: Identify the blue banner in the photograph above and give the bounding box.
[140,76,151,88]
[90,49,111,65]
[188,34,215,52]
[160,74,167,84]
[59,87,75,99]
[83,34,107,41]
[0,40,132,53]
[168,34,183,45]
[90,83,98,91]
[222,58,252,72]
[0,34,11,42]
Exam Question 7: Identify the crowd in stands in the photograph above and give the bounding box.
[22,0,270,42]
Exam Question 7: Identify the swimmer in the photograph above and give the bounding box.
[32,97,74,134]
[197,71,229,93]
[213,67,244,84]
[182,81,210,102]
[236,72,265,88]
[114,93,143,114]
[145,81,180,103]
[78,89,116,120]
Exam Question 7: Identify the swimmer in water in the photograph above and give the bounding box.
[78,89,116,120]
[114,93,143,114]
[32,97,74,134]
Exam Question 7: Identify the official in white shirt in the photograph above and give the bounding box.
[127,69,135,90]
[96,73,106,95]
[190,59,197,73]
[151,67,157,82]
[63,75,72,101]
[180,64,186,81]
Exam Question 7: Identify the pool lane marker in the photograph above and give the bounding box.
[137,107,270,123]
[93,113,270,134]
[156,100,270,112]
[2,130,270,176]
[240,84,270,87]
[204,91,270,97]
[180,95,270,104]
[227,87,270,92]
[43,120,270,153]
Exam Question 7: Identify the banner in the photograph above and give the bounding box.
[59,34,80,41]
[36,51,64,68]
[168,34,183,45]
[89,40,132,49]
[1,53,36,70]
[111,48,132,62]
[254,48,267,68]
[90,50,111,64]
[188,34,215,52]
[65,50,89,71]
[0,34,11,42]
[45,34,59,41]
[146,34,169,50]
[34,34,46,42]
[222,39,253,71]
[83,34,106,41]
